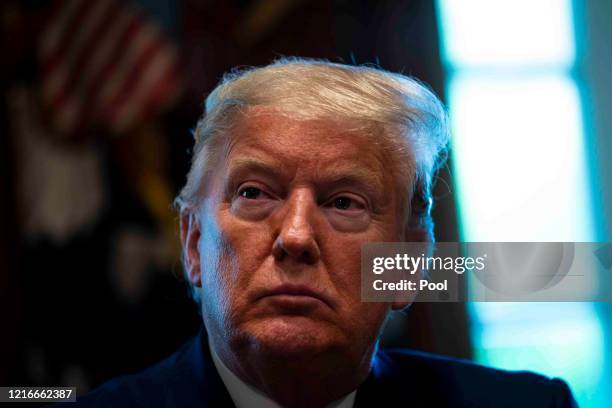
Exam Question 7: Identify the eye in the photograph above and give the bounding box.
[324,193,370,232]
[239,186,263,200]
[232,184,277,220]
[333,196,352,210]
[327,195,366,211]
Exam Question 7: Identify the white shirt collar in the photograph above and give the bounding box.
[209,341,357,408]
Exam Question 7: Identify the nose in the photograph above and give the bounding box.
[272,189,321,265]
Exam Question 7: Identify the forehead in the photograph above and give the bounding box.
[224,108,391,178]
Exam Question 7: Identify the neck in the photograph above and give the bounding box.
[210,336,374,408]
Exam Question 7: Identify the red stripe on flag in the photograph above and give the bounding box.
[40,0,84,57]
[48,0,124,111]
[41,0,97,77]
[39,0,183,135]
[112,53,179,132]
[69,16,144,133]
[103,35,165,125]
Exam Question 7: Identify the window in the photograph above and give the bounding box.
[436,0,606,405]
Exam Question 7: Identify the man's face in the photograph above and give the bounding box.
[186,108,408,363]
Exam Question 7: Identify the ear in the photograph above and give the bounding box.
[180,210,202,288]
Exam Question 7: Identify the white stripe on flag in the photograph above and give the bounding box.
[39,0,84,58]
[95,22,157,110]
[41,0,113,105]
[112,49,174,132]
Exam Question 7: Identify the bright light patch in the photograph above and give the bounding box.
[437,0,605,405]
[449,74,594,242]
[473,302,604,405]
[473,303,602,343]
[437,0,575,69]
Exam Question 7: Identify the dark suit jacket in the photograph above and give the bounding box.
[57,328,577,407]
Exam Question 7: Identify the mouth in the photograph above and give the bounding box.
[257,284,332,309]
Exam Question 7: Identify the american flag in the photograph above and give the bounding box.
[38,0,182,136]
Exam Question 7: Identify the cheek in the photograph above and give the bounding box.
[322,229,393,327]
[219,207,274,269]
[197,212,238,324]
[323,224,397,288]
[203,207,273,301]
[320,234,366,313]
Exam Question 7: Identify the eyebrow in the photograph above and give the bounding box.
[224,157,291,193]
[314,165,386,204]
[225,156,388,204]
[226,157,288,180]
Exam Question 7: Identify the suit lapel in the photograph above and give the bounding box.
[169,327,235,407]
[354,350,429,408]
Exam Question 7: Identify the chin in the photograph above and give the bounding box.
[242,316,343,359]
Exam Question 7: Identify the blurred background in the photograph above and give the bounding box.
[0,0,610,406]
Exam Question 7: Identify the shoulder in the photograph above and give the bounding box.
[74,355,186,407]
[364,348,577,408]
[51,335,211,408]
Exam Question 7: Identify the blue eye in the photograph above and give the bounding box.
[239,187,262,199]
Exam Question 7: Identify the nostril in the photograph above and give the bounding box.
[273,243,286,261]
[272,226,321,264]
[300,250,321,265]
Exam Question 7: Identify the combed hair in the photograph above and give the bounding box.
[175,57,450,304]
